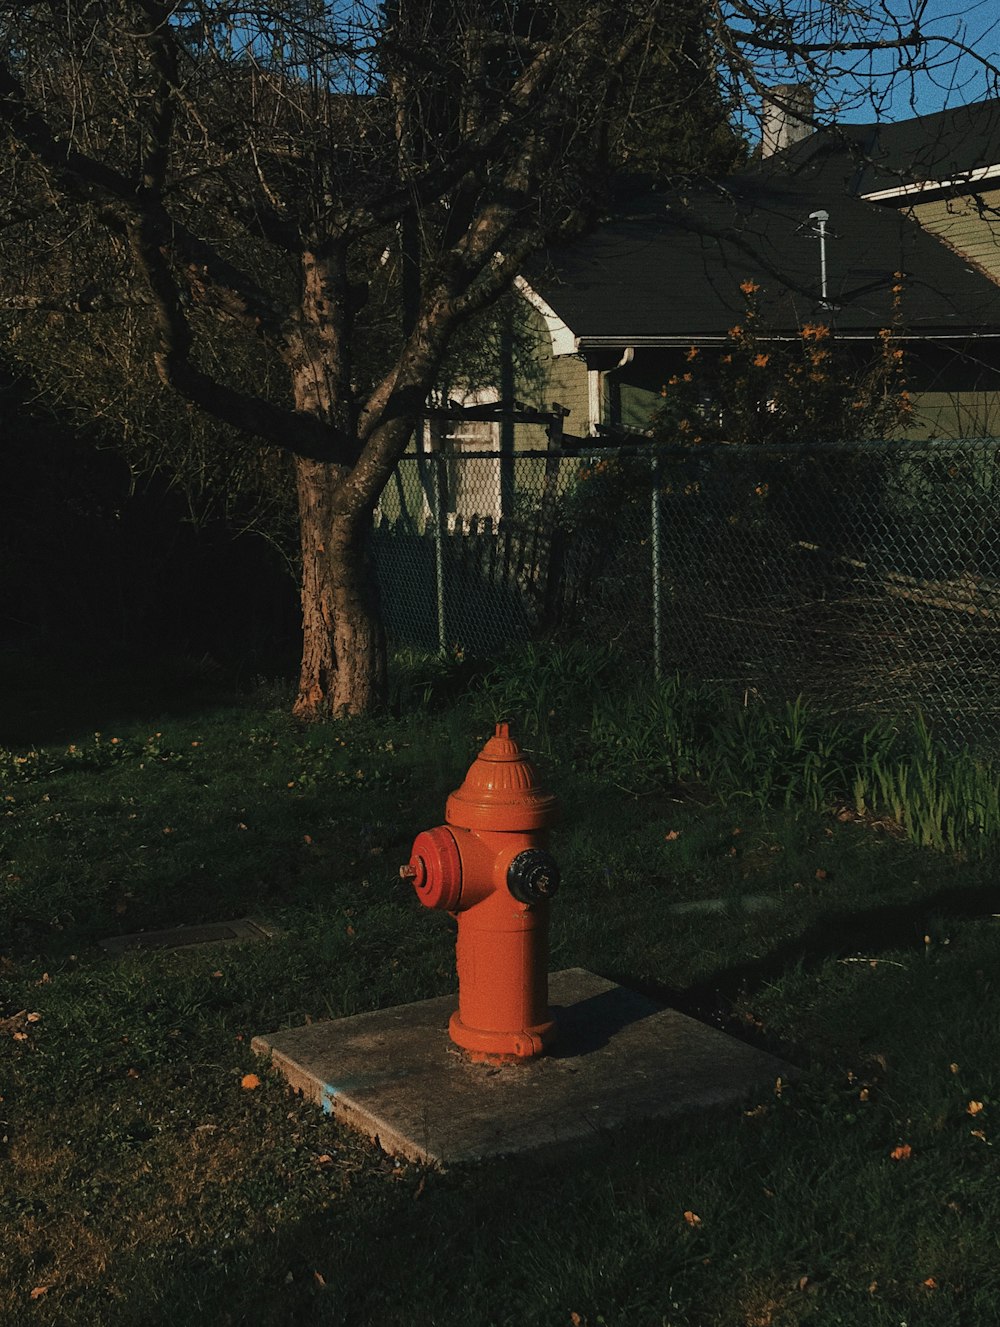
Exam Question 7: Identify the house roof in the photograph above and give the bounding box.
[858,98,1000,195]
[522,100,1000,351]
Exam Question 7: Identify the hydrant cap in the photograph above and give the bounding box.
[446,723,559,832]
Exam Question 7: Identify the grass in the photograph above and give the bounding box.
[3,650,1000,1325]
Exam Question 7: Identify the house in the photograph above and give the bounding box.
[513,94,1000,444]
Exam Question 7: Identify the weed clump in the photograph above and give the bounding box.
[472,642,1000,854]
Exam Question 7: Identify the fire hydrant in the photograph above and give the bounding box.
[400,723,560,1061]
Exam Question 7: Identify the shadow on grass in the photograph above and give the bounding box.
[0,647,292,747]
[608,878,1000,1059]
[55,1132,692,1327]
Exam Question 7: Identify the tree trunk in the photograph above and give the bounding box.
[293,455,387,720]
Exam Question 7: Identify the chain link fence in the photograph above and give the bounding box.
[372,438,1000,747]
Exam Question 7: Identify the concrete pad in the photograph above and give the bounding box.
[252,968,794,1167]
[99,917,280,957]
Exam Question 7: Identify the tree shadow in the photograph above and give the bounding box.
[0,648,292,748]
[607,879,1000,1060]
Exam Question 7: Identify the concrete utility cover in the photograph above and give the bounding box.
[252,968,794,1167]
[98,917,279,957]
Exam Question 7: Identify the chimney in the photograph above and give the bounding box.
[761,85,814,158]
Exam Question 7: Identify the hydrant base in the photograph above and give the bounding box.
[448,1008,556,1061]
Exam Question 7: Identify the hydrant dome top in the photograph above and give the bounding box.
[446,722,559,832]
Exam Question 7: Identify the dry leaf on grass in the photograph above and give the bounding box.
[241,1073,262,1091]
[890,1143,912,1161]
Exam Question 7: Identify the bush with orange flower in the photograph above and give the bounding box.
[652,279,910,449]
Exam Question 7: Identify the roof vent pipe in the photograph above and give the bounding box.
[761,85,815,158]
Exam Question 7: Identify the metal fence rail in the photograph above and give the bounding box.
[372,438,1000,746]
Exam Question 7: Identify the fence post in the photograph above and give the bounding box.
[433,451,448,656]
[651,449,663,680]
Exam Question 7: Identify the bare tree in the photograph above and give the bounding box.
[0,0,992,716]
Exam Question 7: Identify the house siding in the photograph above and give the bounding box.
[907,187,1000,285]
[905,390,1000,439]
[511,302,590,446]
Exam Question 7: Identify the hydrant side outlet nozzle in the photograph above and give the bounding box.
[405,825,462,911]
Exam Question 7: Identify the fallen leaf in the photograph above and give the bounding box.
[25,1012,41,1024]
[683,1210,702,1226]
[241,1073,262,1091]
[570,1314,585,1327]
[12,1030,28,1042]
[868,1281,879,1294]
[859,1088,870,1102]
[313,1271,327,1289]
[967,1100,985,1116]
[126,1068,140,1079]
[303,835,313,845]
[314,1153,333,1165]
[29,1287,49,1301]
[971,1129,988,1142]
[815,867,829,881]
[923,1277,938,1289]
[950,1062,961,1074]
[664,830,681,841]
[890,1143,912,1161]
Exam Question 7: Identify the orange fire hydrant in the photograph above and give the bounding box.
[400,723,560,1061]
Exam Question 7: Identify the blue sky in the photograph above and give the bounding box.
[842,0,1000,121]
[734,0,1000,129]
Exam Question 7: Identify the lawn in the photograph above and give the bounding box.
[3,648,1000,1326]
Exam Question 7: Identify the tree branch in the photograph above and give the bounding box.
[728,26,922,54]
